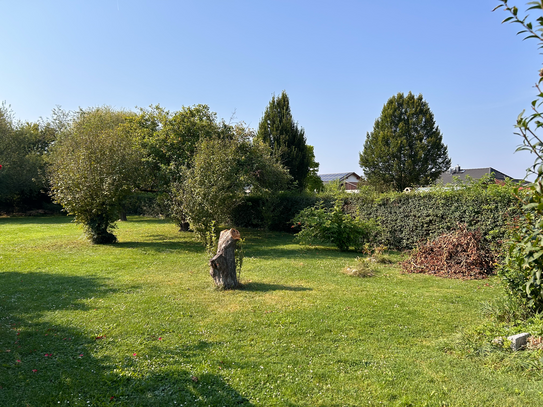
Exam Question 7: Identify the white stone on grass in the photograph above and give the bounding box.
[507,333,530,351]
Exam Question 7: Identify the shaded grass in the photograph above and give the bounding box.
[0,216,542,406]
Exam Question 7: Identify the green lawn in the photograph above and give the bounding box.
[0,216,541,406]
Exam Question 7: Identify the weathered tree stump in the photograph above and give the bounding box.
[209,228,241,289]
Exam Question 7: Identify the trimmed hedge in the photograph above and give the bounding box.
[348,184,521,250]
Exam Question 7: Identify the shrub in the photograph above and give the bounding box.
[293,199,379,251]
[231,192,335,232]
[499,185,543,313]
[493,1,543,315]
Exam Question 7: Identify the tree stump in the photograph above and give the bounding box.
[209,228,241,289]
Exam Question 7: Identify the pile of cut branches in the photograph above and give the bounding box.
[401,225,496,279]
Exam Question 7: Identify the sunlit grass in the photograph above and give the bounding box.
[0,216,542,406]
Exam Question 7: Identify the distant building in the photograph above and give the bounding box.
[438,165,521,185]
[319,172,361,191]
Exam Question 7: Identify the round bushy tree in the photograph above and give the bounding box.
[359,92,451,191]
[48,107,142,244]
[172,124,291,250]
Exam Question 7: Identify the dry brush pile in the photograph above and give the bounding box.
[401,225,496,280]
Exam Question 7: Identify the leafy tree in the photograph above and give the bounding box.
[305,145,324,192]
[122,104,229,228]
[172,124,291,250]
[494,1,543,314]
[0,103,57,212]
[257,91,311,190]
[359,92,451,192]
[123,104,221,190]
[47,107,142,244]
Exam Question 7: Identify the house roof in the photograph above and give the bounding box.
[439,167,513,184]
[319,172,361,183]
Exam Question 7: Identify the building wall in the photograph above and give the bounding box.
[343,174,360,190]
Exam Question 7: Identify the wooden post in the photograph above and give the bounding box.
[209,228,241,289]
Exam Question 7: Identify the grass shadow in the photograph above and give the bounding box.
[115,239,204,254]
[0,215,73,225]
[240,282,313,292]
[0,271,251,406]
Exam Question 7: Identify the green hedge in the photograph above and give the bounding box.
[232,192,334,232]
[123,192,171,217]
[348,183,521,250]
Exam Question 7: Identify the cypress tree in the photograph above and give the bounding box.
[257,91,311,190]
[359,92,451,191]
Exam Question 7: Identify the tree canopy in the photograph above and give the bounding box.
[47,106,143,243]
[0,103,56,212]
[171,124,291,249]
[305,145,323,192]
[256,91,312,190]
[122,104,221,191]
[359,92,451,191]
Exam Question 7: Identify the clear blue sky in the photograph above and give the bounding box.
[1,0,540,180]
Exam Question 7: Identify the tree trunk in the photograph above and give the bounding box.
[209,228,241,289]
[179,222,190,232]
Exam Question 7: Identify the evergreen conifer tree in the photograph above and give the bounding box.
[359,92,451,191]
[257,91,311,190]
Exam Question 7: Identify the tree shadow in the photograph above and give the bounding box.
[245,244,361,261]
[0,215,73,225]
[238,229,364,261]
[0,271,252,406]
[115,239,204,254]
[240,282,313,292]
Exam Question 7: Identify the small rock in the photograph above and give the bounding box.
[491,337,504,347]
[507,333,530,351]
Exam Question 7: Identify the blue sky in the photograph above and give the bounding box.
[1,0,540,180]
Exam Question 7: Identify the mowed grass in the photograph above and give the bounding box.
[0,216,541,406]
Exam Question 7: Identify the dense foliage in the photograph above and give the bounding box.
[231,192,332,231]
[0,104,57,212]
[172,126,290,250]
[47,107,142,244]
[123,104,221,189]
[348,179,520,250]
[257,91,312,190]
[305,144,323,192]
[293,199,378,251]
[495,0,543,314]
[359,92,451,191]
